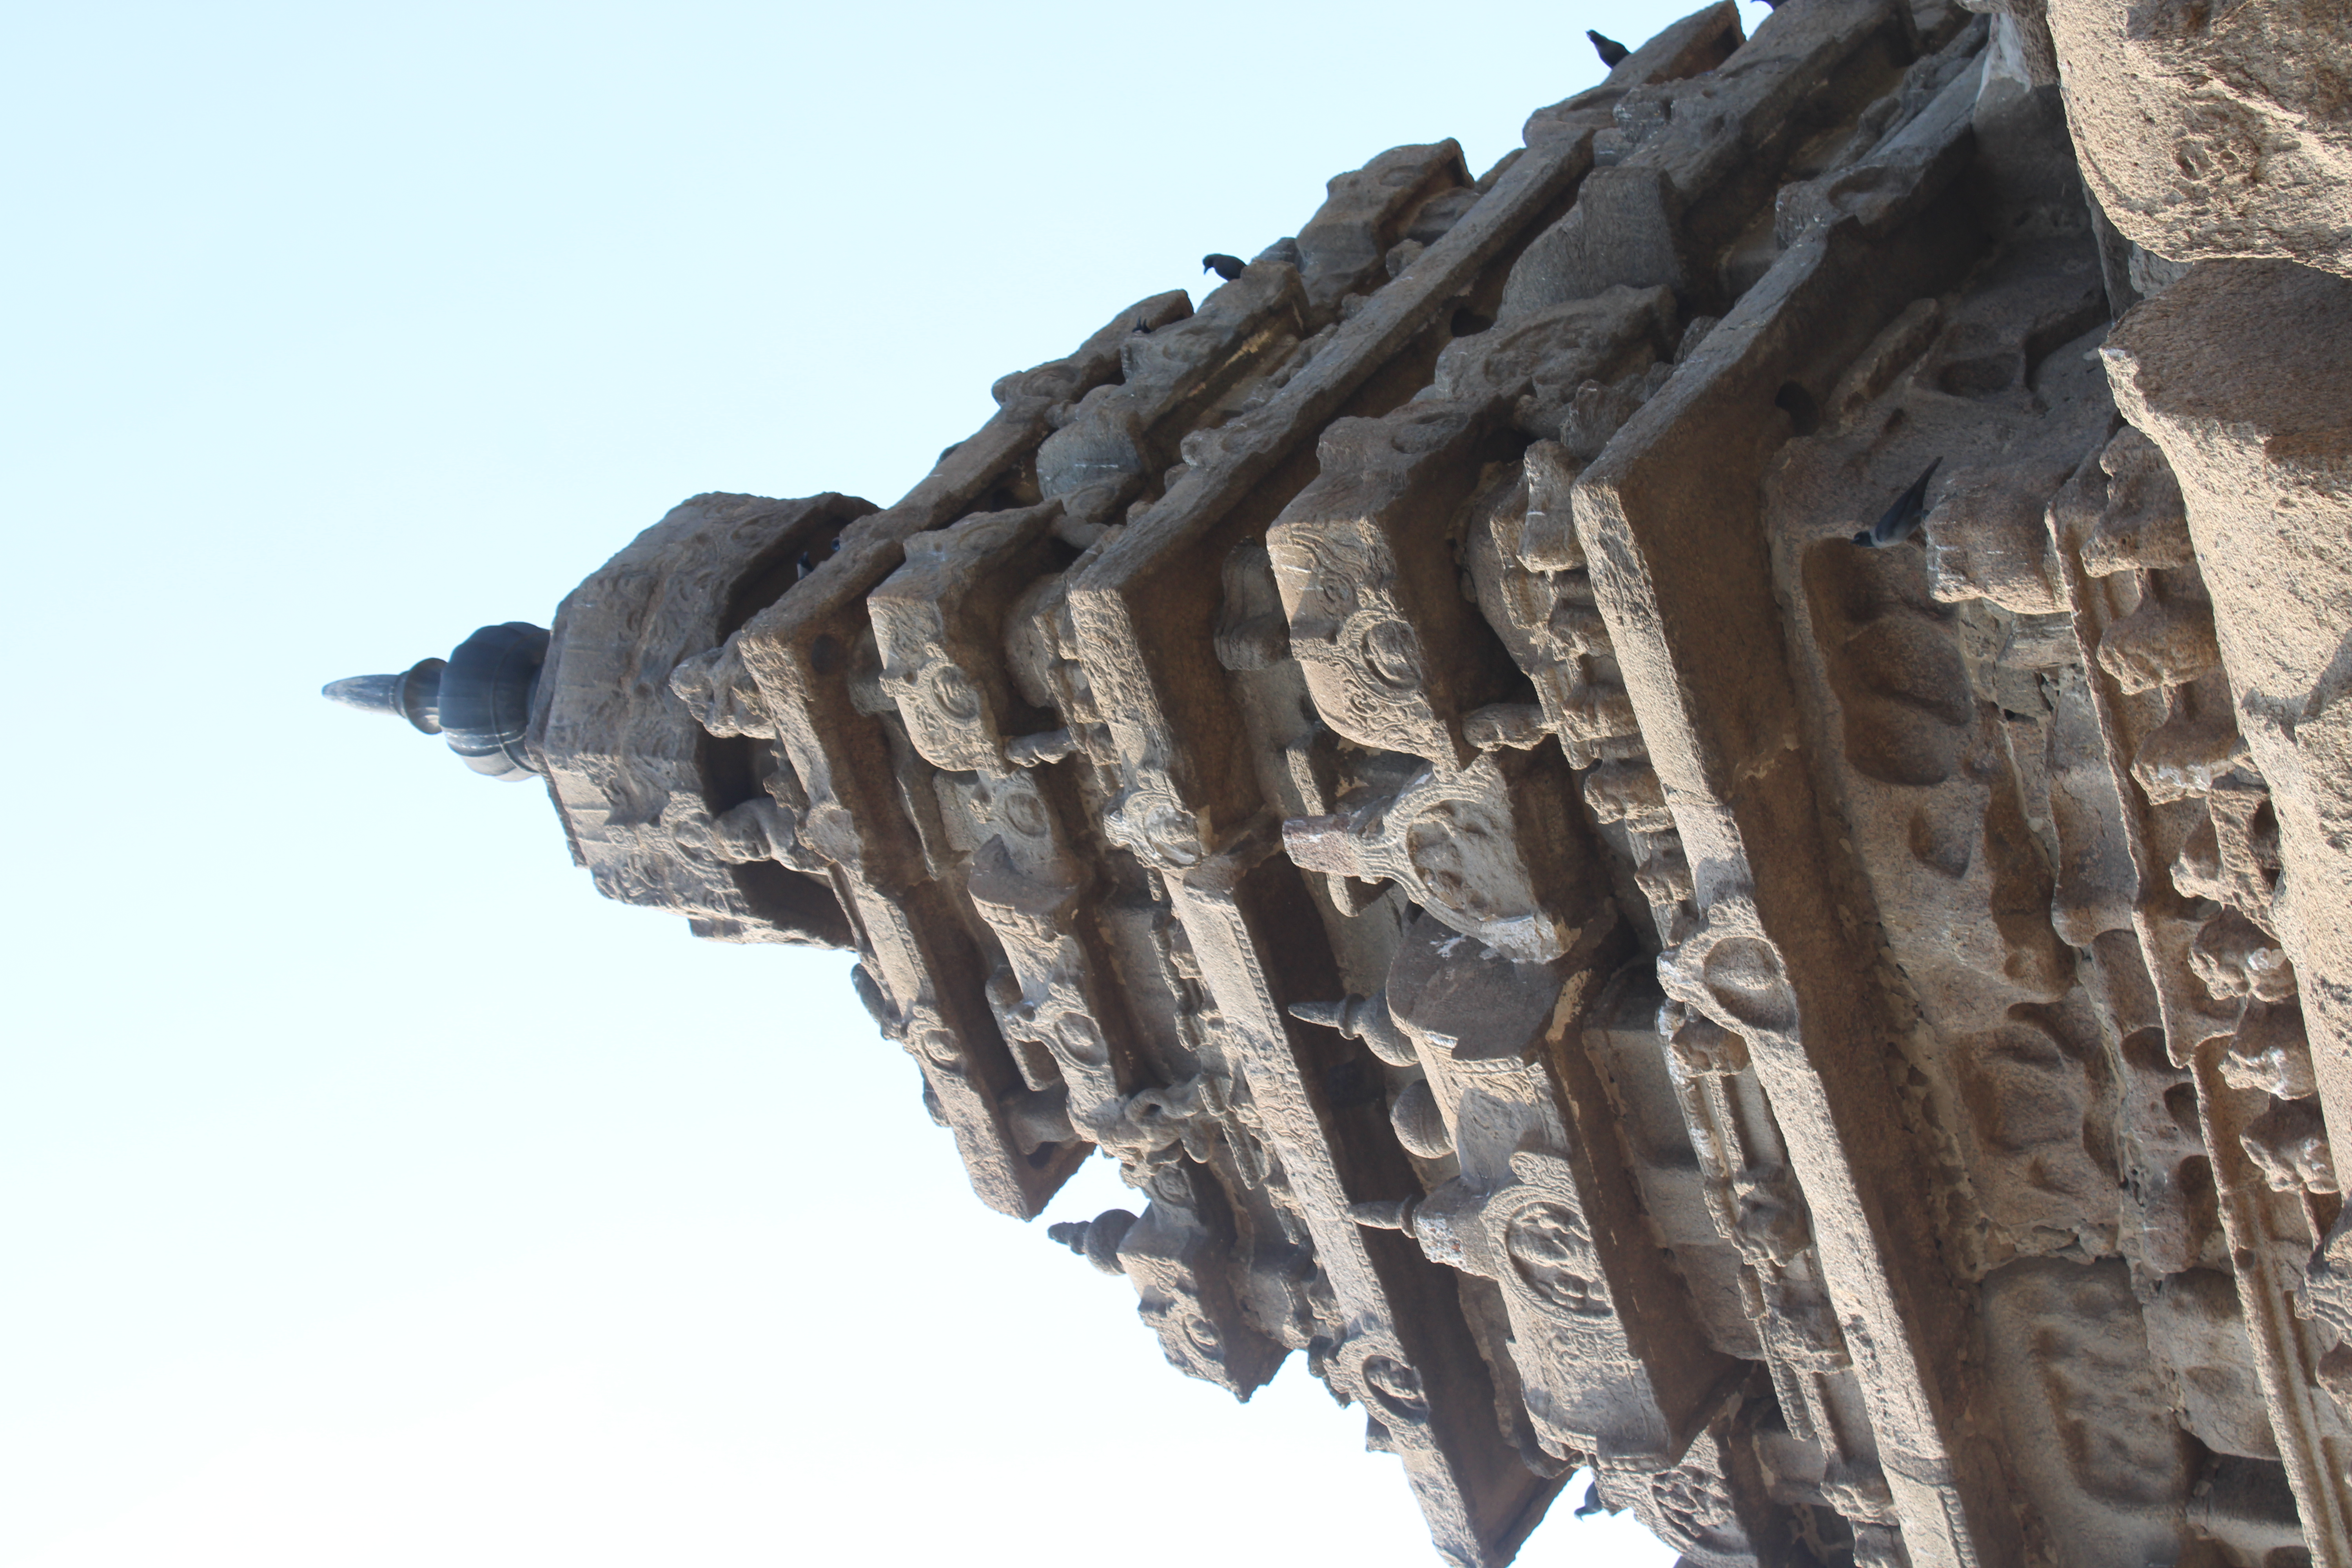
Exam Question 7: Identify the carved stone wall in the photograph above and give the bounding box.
[352,2,2352,1561]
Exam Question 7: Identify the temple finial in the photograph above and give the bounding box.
[321,623,547,780]
[321,659,445,733]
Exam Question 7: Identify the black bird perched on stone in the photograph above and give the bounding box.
[1574,1479,1605,1518]
[1588,28,1629,65]
[1201,252,1247,281]
[1851,457,1944,547]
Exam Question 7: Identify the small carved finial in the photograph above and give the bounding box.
[1287,999,1347,1030]
[1348,1198,1418,1234]
[1289,992,1418,1066]
[1048,1209,1137,1276]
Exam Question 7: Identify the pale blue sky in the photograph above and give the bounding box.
[2,3,1711,1562]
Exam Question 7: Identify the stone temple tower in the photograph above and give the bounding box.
[329,2,2352,1561]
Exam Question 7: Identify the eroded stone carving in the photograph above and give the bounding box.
[329,5,2352,1561]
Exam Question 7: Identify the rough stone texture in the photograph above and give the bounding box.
[2045,0,2352,274]
[533,491,869,947]
[340,3,2352,1562]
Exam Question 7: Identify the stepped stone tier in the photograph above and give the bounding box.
[327,0,2352,1561]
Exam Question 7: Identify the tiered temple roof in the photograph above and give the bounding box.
[330,2,2352,1560]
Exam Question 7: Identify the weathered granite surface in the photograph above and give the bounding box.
[328,3,2352,1561]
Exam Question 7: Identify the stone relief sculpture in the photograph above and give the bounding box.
[325,0,2352,1559]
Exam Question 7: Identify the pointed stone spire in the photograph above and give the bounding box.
[321,659,446,733]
